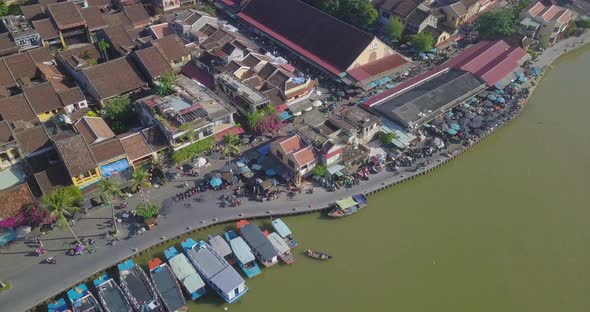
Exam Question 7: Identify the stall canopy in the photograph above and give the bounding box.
[279,111,293,120]
[100,158,129,177]
[209,177,222,187]
[256,144,271,156]
[327,164,345,176]
[336,197,358,209]
[265,168,276,176]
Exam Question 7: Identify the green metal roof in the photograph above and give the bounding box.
[336,197,358,209]
[168,253,205,293]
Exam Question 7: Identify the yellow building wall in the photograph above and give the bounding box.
[71,168,101,187]
[346,38,395,71]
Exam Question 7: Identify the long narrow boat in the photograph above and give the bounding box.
[164,246,207,301]
[92,274,133,312]
[67,283,103,312]
[224,230,262,278]
[148,258,187,312]
[181,238,248,304]
[271,219,297,248]
[306,249,332,260]
[238,221,279,267]
[48,298,69,312]
[328,193,368,217]
[117,259,162,312]
[208,234,236,265]
[267,232,296,264]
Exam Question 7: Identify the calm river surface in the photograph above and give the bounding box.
[188,47,590,312]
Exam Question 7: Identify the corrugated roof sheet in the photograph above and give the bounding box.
[209,235,232,257]
[240,224,278,261]
[267,232,290,254]
[229,237,255,264]
[271,219,291,238]
[336,197,358,209]
[168,254,205,294]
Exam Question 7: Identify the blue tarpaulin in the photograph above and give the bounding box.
[210,177,222,187]
[265,168,276,176]
[450,123,460,130]
[256,144,270,156]
[279,111,293,120]
[100,158,129,177]
[447,128,458,135]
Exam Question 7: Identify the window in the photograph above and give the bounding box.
[288,159,295,168]
[276,150,283,160]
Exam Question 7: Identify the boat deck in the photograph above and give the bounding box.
[151,264,185,311]
[94,277,131,312]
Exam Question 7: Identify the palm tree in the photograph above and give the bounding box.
[131,168,151,206]
[40,188,83,246]
[99,178,124,234]
[221,133,240,173]
[98,39,110,61]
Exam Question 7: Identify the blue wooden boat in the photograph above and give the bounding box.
[148,258,187,312]
[224,230,262,278]
[66,283,103,312]
[328,193,368,217]
[117,259,162,312]
[48,298,69,312]
[92,274,133,312]
[271,218,298,248]
[181,238,248,304]
[165,246,207,301]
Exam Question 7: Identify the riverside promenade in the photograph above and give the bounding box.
[1,32,589,312]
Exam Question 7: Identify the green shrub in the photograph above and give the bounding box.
[172,136,214,163]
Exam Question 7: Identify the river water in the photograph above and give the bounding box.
[188,47,590,312]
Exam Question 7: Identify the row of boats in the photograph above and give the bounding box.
[48,219,298,312]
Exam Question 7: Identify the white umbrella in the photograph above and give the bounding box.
[313,100,322,107]
[316,90,322,96]
[195,157,207,168]
[304,106,313,112]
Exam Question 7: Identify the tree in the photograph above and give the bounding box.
[154,72,177,96]
[221,133,240,173]
[386,17,404,41]
[539,35,550,49]
[380,132,397,146]
[410,32,434,52]
[575,18,590,29]
[246,110,264,131]
[39,187,84,246]
[306,0,377,29]
[98,178,124,234]
[474,8,519,39]
[512,0,531,14]
[135,203,160,219]
[98,39,110,61]
[312,164,328,177]
[103,96,134,134]
[131,168,151,206]
[0,1,9,16]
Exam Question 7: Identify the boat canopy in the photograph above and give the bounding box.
[267,233,290,254]
[230,237,255,264]
[336,197,358,209]
[209,235,232,257]
[352,194,367,204]
[168,253,205,294]
[271,219,292,238]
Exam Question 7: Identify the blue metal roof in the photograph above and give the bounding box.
[48,298,68,312]
[272,219,292,238]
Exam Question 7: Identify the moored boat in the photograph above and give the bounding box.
[148,258,187,312]
[327,193,368,217]
[92,274,133,312]
[271,219,298,248]
[182,238,248,304]
[224,230,262,278]
[164,246,206,301]
[238,221,279,268]
[267,232,296,264]
[208,234,236,265]
[48,298,69,312]
[66,283,103,312]
[305,249,332,260]
[117,259,162,312]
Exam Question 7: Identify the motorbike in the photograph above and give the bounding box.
[44,257,56,264]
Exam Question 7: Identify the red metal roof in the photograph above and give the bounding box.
[215,126,245,141]
[237,13,342,76]
[347,53,410,82]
